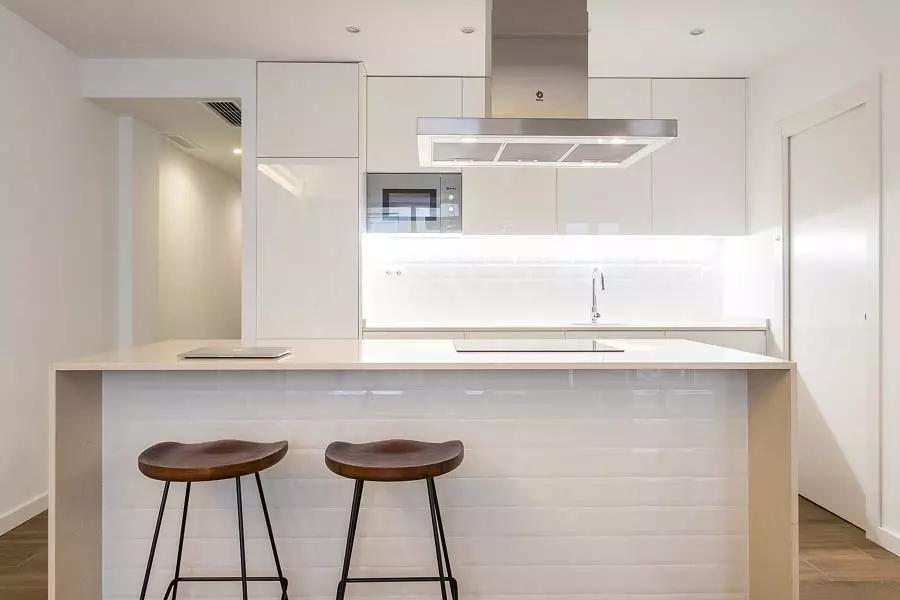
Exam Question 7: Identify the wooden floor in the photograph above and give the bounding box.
[0,512,47,600]
[2,500,900,599]
[800,498,900,598]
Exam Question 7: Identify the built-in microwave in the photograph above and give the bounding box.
[366,173,461,234]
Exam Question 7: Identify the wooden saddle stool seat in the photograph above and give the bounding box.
[139,439,289,482]
[325,439,464,482]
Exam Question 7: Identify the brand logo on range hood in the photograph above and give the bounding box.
[417,0,678,169]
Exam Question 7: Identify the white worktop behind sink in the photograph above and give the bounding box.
[363,320,768,332]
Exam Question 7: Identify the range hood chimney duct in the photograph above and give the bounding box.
[490,0,588,119]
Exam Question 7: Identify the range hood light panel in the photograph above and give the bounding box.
[418,120,677,169]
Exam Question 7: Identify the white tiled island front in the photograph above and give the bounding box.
[51,339,796,600]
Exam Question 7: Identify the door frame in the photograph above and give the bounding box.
[780,77,883,542]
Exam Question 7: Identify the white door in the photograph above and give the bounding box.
[789,86,880,529]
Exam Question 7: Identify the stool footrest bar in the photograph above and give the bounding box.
[173,576,288,583]
[346,576,456,583]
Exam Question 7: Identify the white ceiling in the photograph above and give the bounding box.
[3,0,859,76]
[96,98,242,179]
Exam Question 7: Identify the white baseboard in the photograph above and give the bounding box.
[871,526,900,557]
[0,493,48,536]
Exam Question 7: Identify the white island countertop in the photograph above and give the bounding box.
[55,338,792,371]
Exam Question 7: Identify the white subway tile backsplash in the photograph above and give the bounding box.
[361,235,759,325]
[102,370,749,600]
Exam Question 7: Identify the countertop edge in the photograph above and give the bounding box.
[54,362,795,372]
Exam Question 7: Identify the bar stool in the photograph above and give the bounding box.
[137,439,290,600]
[325,438,464,600]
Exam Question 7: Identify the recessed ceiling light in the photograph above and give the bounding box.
[609,138,626,145]
[460,26,476,34]
[689,28,706,36]
[232,148,243,155]
[345,25,361,34]
[461,137,478,144]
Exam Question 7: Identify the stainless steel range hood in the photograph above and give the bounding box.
[417,0,677,169]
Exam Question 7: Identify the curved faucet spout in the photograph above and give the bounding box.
[591,268,606,324]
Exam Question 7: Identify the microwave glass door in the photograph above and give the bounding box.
[373,188,441,233]
[383,189,438,222]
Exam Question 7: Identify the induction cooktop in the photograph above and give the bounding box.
[453,339,624,353]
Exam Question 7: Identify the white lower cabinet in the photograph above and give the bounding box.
[363,331,465,340]
[465,330,565,340]
[564,330,665,340]
[665,330,767,355]
[257,158,360,339]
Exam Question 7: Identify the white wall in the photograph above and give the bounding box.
[83,58,259,339]
[123,119,242,342]
[745,1,900,550]
[0,5,118,533]
[157,140,242,340]
[362,236,758,325]
[129,119,162,345]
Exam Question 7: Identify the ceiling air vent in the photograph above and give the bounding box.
[203,101,242,127]
[164,134,201,150]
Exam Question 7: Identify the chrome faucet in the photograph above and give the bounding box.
[591,267,606,324]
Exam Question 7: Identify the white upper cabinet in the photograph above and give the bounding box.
[462,167,557,235]
[557,79,653,234]
[462,78,488,117]
[367,77,463,172]
[256,158,360,339]
[257,63,360,158]
[650,79,747,235]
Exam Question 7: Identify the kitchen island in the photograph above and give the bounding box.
[51,338,796,600]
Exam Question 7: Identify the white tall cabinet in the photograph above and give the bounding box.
[257,62,360,158]
[256,62,364,339]
[257,158,360,338]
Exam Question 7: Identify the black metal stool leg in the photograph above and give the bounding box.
[168,482,192,600]
[426,479,450,600]
[235,477,249,600]
[428,478,459,600]
[139,482,170,600]
[255,472,289,600]
[336,479,364,600]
